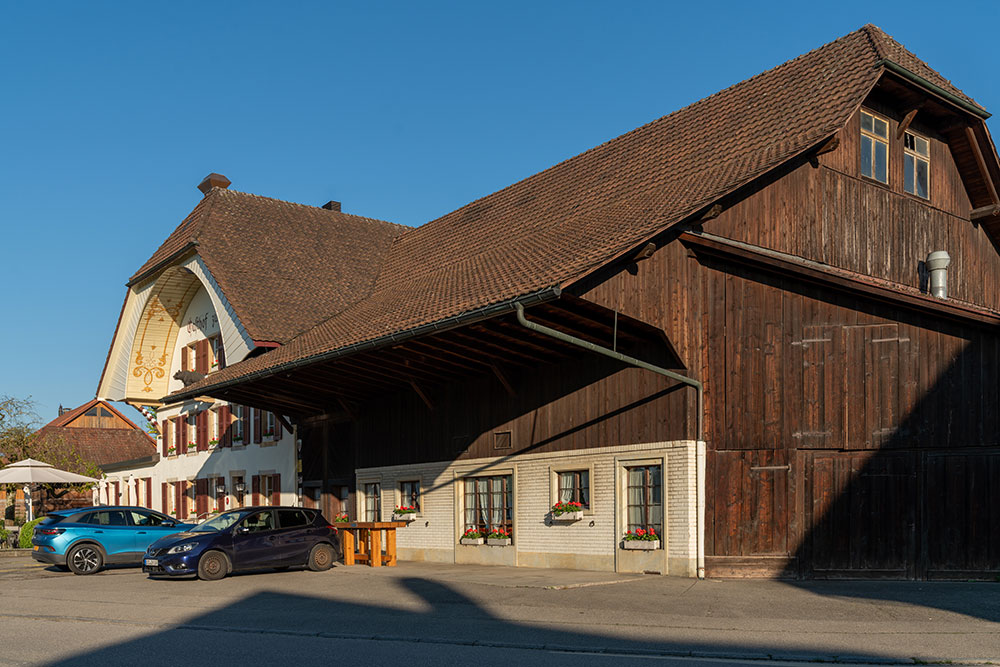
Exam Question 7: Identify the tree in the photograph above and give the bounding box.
[0,395,100,505]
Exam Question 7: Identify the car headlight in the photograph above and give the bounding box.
[167,543,197,555]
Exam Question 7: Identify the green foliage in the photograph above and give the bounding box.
[19,518,42,549]
[0,525,8,547]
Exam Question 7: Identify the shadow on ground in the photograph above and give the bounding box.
[45,574,963,666]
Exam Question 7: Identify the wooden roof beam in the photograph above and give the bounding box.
[966,125,1000,206]
[409,380,434,411]
[971,204,1000,220]
[446,329,549,366]
[896,107,920,140]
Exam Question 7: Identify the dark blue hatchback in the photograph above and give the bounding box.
[143,507,341,580]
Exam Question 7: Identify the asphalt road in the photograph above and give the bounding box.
[0,555,998,666]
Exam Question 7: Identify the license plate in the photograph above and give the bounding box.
[144,559,158,567]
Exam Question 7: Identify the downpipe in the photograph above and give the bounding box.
[514,303,706,578]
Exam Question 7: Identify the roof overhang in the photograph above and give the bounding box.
[682,231,1000,328]
[168,291,685,418]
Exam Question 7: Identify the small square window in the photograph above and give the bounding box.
[493,431,512,450]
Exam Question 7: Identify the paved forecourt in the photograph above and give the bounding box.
[0,556,998,666]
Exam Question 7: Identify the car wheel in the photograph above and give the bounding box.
[67,544,104,575]
[308,543,335,571]
[197,550,230,581]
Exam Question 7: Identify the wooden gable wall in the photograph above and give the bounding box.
[703,104,1000,309]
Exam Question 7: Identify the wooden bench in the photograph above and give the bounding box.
[337,521,408,567]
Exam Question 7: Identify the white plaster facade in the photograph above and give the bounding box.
[355,440,705,576]
[97,260,297,519]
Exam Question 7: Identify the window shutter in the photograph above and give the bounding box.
[253,409,261,444]
[196,411,207,451]
[271,474,281,507]
[275,417,283,440]
[252,475,261,505]
[162,482,168,513]
[195,339,209,374]
[220,405,232,447]
[196,478,208,517]
[174,418,181,454]
[175,482,184,519]
[216,476,225,511]
[217,339,226,369]
[146,478,152,509]
[181,346,189,371]
[161,420,168,456]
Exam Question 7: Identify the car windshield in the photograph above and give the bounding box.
[190,510,254,533]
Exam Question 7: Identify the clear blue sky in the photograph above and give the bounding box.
[2,1,998,427]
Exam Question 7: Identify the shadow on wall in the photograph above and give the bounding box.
[788,320,1000,583]
[42,575,957,666]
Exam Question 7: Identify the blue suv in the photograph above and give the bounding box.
[31,506,195,575]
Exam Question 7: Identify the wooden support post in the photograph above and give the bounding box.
[370,529,382,567]
[342,529,355,566]
[386,529,397,566]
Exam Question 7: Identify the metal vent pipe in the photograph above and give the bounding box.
[926,250,951,299]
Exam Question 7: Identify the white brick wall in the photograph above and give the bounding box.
[357,440,701,575]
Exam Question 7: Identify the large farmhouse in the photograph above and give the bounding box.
[109,25,1000,578]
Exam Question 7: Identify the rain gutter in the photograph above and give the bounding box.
[876,59,990,119]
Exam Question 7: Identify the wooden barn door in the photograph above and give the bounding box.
[801,324,917,578]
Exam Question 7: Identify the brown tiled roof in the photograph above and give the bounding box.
[862,25,984,110]
[131,189,407,343]
[170,25,984,400]
[34,400,156,469]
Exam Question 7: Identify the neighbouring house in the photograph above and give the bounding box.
[96,176,405,521]
[137,25,1000,579]
[0,399,156,520]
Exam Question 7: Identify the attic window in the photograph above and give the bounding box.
[860,110,889,184]
[904,132,930,199]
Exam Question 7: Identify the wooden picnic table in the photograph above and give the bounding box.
[336,521,408,567]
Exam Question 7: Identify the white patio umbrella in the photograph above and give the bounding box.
[0,458,99,521]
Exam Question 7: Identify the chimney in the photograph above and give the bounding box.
[322,200,341,212]
[926,250,951,299]
[197,173,232,195]
[58,404,67,416]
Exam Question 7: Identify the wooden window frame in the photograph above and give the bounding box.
[398,479,422,515]
[903,130,931,200]
[623,462,663,540]
[462,474,513,538]
[860,109,890,184]
[231,405,245,446]
[549,462,595,514]
[360,480,381,522]
[231,472,246,508]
